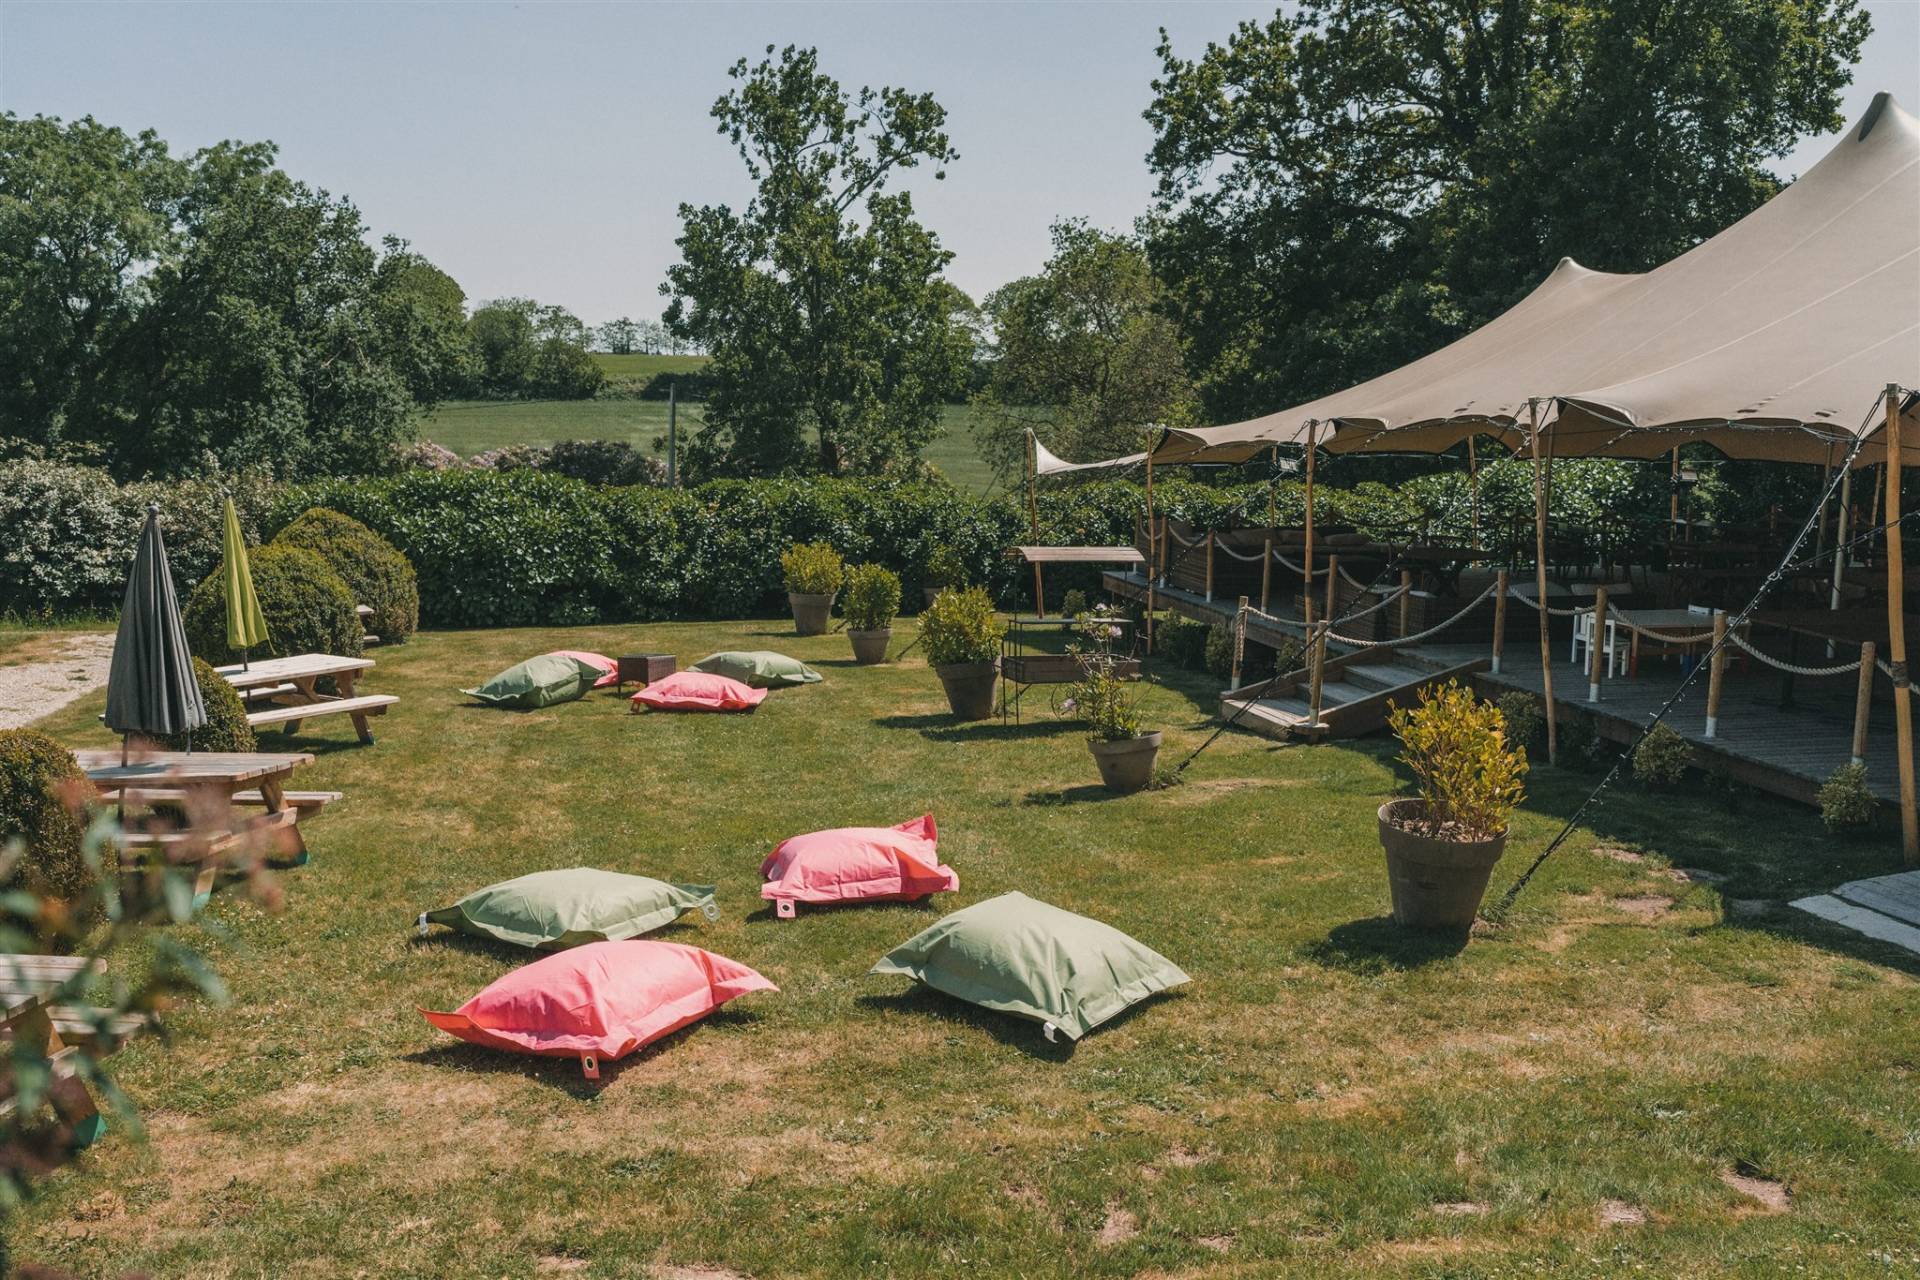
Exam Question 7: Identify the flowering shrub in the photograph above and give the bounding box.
[1062,604,1146,742]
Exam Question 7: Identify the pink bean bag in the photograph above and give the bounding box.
[760,815,958,918]
[548,650,619,688]
[420,940,775,1077]
[630,670,767,713]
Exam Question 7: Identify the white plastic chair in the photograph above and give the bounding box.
[1570,609,1627,675]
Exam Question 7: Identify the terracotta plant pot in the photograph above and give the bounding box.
[934,660,999,720]
[1089,731,1162,793]
[848,628,892,665]
[789,591,836,636]
[1375,798,1507,929]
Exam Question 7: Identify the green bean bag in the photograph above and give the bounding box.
[691,651,822,689]
[870,891,1189,1041]
[462,653,602,709]
[418,867,719,950]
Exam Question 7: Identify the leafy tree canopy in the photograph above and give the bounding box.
[467,297,605,400]
[663,45,971,479]
[1144,0,1871,424]
[0,113,470,480]
[973,219,1196,482]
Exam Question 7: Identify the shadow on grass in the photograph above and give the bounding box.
[406,1005,765,1097]
[1018,783,1126,807]
[872,713,1080,743]
[1302,915,1470,973]
[743,896,943,924]
[857,986,1184,1061]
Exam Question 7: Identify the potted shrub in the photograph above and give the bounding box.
[1063,604,1160,793]
[1379,681,1528,929]
[921,586,1005,720]
[781,542,845,636]
[923,543,967,608]
[843,563,902,665]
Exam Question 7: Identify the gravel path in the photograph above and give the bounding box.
[0,633,117,729]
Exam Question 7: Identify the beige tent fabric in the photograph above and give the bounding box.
[1030,432,1146,476]
[1153,92,1919,467]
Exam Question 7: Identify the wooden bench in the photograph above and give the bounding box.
[357,603,379,646]
[248,693,397,744]
[118,788,342,815]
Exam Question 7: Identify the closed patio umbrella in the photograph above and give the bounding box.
[221,496,268,669]
[104,504,207,763]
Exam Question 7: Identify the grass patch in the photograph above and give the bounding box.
[417,402,998,492]
[13,619,1920,1276]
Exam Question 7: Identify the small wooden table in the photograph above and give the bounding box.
[0,957,104,1147]
[219,654,395,744]
[77,749,317,889]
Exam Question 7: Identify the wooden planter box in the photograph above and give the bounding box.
[1001,655,1141,685]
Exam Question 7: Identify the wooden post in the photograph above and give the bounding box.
[1529,401,1559,764]
[1588,586,1608,702]
[1027,433,1045,616]
[1260,536,1273,613]
[1205,531,1215,601]
[1467,434,1481,549]
[1492,569,1509,674]
[1853,641,1876,766]
[1398,568,1413,638]
[1303,419,1318,626]
[1815,443,1834,562]
[1830,461,1853,612]
[1324,553,1339,620]
[1309,621,1327,728]
[1668,447,1680,546]
[1232,595,1247,690]
[1144,451,1156,653]
[1705,612,1729,739]
[1882,385,1917,863]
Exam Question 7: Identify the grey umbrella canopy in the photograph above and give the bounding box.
[104,504,208,749]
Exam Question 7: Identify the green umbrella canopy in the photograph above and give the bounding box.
[104,505,208,741]
[221,497,269,653]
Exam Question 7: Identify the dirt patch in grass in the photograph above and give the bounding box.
[1611,895,1676,920]
[656,1267,751,1280]
[1722,1166,1791,1214]
[1432,1201,1489,1217]
[1600,1200,1647,1226]
[1098,1205,1140,1246]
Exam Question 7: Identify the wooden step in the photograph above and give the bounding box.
[1221,656,1490,742]
[1341,662,1433,694]
[247,694,397,727]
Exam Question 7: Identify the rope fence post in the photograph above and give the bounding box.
[1492,570,1508,674]
[1885,383,1917,864]
[1308,621,1327,728]
[1260,536,1273,613]
[1705,612,1728,738]
[1397,569,1412,637]
[1325,553,1339,621]
[1853,640,1876,766]
[1205,531,1215,602]
[1587,586,1608,702]
[1232,596,1247,691]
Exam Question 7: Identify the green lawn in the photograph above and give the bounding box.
[418,401,1000,492]
[591,352,712,380]
[14,621,1919,1276]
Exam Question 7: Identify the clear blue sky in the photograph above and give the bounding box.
[2,1,1915,328]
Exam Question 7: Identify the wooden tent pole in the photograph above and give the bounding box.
[1530,399,1559,765]
[1815,442,1835,562]
[1303,420,1318,626]
[1830,460,1853,613]
[1668,448,1681,551]
[1882,385,1916,863]
[1852,641,1876,767]
[1144,448,1156,653]
[1467,434,1481,549]
[1027,433,1045,616]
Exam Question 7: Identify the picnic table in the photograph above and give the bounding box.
[218,653,396,744]
[76,749,323,892]
[0,956,106,1147]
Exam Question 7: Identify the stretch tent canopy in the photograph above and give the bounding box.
[1032,433,1146,476]
[1146,91,1919,468]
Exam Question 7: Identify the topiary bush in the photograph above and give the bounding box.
[781,542,846,596]
[272,507,420,645]
[1059,589,1090,619]
[843,564,902,632]
[543,439,666,487]
[183,543,362,666]
[152,658,257,753]
[1495,691,1545,754]
[922,587,1006,667]
[1632,722,1692,789]
[0,729,96,920]
[1819,763,1876,834]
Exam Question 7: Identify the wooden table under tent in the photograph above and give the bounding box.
[1076,91,1920,852]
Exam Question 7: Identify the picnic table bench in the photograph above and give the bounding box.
[76,749,318,894]
[0,956,110,1146]
[218,654,396,745]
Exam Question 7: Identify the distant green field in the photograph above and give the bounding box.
[590,351,711,380]
[417,398,1000,492]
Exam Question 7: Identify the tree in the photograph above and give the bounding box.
[662,45,970,478]
[1144,0,1871,423]
[372,242,476,405]
[598,317,640,354]
[0,114,465,480]
[973,220,1195,481]
[466,297,605,399]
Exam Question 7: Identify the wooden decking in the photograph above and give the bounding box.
[1105,569,1903,809]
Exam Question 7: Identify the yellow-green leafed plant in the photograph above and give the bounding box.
[842,563,902,631]
[1387,681,1528,839]
[921,586,1006,666]
[780,542,845,596]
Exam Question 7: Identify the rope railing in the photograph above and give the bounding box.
[1605,613,1716,646]
[1326,582,1496,649]
[1213,539,1268,563]
[1725,628,1868,679]
[1505,586,1588,618]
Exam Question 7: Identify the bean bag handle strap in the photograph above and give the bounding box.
[416,913,429,938]
[580,1052,600,1080]
[701,901,721,922]
[1042,1022,1059,1043]
[775,898,797,920]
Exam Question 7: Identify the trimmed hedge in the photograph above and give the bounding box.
[0,729,96,921]
[272,508,420,645]
[152,658,257,753]
[183,543,363,665]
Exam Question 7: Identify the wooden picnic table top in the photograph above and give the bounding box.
[0,956,97,1002]
[75,749,314,789]
[216,653,374,689]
